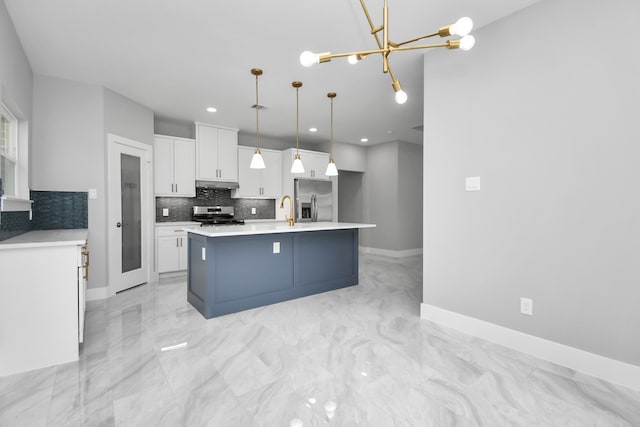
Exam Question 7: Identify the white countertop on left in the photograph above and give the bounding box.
[0,229,89,250]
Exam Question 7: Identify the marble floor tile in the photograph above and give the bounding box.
[2,253,639,426]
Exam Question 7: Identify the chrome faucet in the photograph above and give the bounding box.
[280,195,295,226]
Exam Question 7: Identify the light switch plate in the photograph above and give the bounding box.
[89,188,97,199]
[201,247,206,261]
[273,241,280,254]
[251,207,257,215]
[162,208,169,217]
[465,176,481,191]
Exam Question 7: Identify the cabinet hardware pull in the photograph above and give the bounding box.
[175,183,178,192]
[176,238,179,247]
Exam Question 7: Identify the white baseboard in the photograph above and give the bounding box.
[420,303,640,391]
[86,286,109,301]
[360,246,423,258]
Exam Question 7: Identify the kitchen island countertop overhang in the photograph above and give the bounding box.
[185,222,375,318]
[184,221,375,237]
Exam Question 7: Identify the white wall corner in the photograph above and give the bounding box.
[420,303,640,392]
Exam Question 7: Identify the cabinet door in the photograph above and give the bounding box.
[236,146,262,197]
[178,235,189,270]
[217,128,238,181]
[173,139,196,196]
[308,152,330,180]
[154,137,175,196]
[261,149,283,198]
[196,124,219,180]
[157,236,180,273]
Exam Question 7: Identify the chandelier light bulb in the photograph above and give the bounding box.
[348,55,359,65]
[459,35,476,51]
[451,17,473,36]
[300,51,318,67]
[395,90,408,104]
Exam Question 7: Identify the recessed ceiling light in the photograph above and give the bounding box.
[309,127,317,132]
[206,107,217,113]
[360,138,368,143]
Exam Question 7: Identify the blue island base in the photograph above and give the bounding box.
[187,228,359,318]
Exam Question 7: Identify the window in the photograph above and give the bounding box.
[0,104,18,197]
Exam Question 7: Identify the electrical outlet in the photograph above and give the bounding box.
[251,207,257,215]
[520,297,533,316]
[273,241,280,254]
[162,208,169,217]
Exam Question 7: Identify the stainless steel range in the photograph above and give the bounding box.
[192,206,245,226]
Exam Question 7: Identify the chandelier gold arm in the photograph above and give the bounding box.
[303,0,474,103]
[318,40,458,63]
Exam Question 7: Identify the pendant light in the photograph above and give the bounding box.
[290,81,305,174]
[325,92,338,176]
[249,68,266,169]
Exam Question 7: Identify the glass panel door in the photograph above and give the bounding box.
[121,153,141,273]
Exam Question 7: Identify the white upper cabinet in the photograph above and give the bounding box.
[153,135,195,197]
[195,122,238,182]
[233,146,282,198]
[283,148,330,180]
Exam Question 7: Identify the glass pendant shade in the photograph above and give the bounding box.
[291,154,305,174]
[250,149,265,169]
[325,159,338,176]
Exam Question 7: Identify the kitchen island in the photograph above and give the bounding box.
[186,222,375,318]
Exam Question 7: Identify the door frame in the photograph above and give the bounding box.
[106,133,154,296]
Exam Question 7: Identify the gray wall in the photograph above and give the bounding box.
[338,171,363,223]
[314,141,366,173]
[0,0,32,197]
[363,141,423,252]
[154,116,195,139]
[423,0,640,366]
[32,75,154,290]
[104,88,154,147]
[398,142,423,250]
[0,0,32,121]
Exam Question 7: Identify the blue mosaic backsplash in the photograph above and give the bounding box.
[0,210,32,241]
[156,188,275,222]
[30,190,88,230]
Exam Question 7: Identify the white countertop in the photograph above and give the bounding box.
[0,229,88,249]
[156,221,200,227]
[185,221,375,238]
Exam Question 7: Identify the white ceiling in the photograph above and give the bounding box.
[5,0,539,146]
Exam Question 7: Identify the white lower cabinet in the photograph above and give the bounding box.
[156,226,189,273]
[0,231,88,377]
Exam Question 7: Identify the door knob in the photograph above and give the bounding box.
[116,222,122,228]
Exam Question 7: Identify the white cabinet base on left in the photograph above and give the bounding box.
[0,245,81,377]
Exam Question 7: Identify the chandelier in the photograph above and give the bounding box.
[300,0,475,104]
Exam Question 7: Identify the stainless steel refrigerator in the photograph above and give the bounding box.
[294,178,333,222]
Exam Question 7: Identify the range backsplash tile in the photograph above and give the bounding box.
[0,211,32,241]
[156,188,275,222]
[30,190,88,230]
